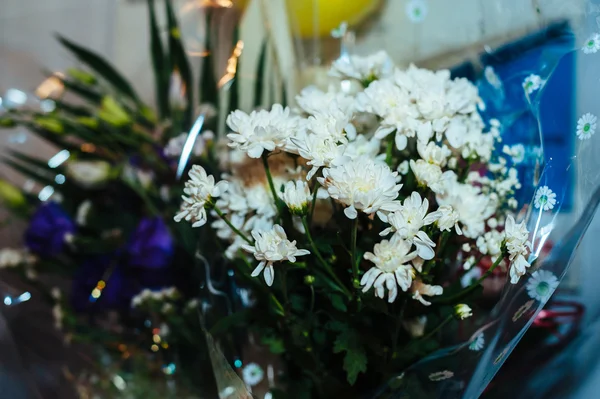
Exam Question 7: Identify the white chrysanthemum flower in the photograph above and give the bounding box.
[242,225,310,286]
[436,205,462,234]
[410,160,454,194]
[526,270,559,302]
[306,112,355,144]
[174,165,229,228]
[411,279,443,306]
[356,80,419,150]
[429,371,454,382]
[476,230,503,256]
[226,104,299,158]
[504,215,532,284]
[343,135,384,162]
[379,192,441,260]
[242,363,264,387]
[576,113,597,140]
[318,156,402,219]
[534,186,557,211]
[402,316,427,338]
[361,234,418,303]
[454,304,473,319]
[164,131,215,158]
[417,141,451,166]
[279,180,311,215]
[406,0,428,23]
[329,50,394,82]
[484,66,502,89]
[291,133,348,180]
[469,333,485,351]
[436,177,497,239]
[522,74,542,94]
[295,86,355,116]
[582,33,600,54]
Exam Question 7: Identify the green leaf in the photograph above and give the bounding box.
[343,347,368,386]
[59,78,103,103]
[329,294,347,312]
[8,150,54,171]
[208,309,251,335]
[3,158,54,187]
[333,329,368,385]
[147,0,169,119]
[253,41,267,108]
[165,0,193,127]
[261,335,286,354]
[57,35,140,104]
[199,11,218,107]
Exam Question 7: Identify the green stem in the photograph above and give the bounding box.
[301,217,352,299]
[309,180,319,223]
[262,154,282,216]
[440,252,505,304]
[420,315,453,342]
[238,250,285,316]
[385,136,395,167]
[351,217,359,286]
[281,267,289,307]
[213,206,252,244]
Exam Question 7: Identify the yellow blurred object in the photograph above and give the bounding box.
[286,0,382,38]
[35,73,65,99]
[0,180,26,209]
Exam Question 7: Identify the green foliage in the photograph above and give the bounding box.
[332,325,368,385]
[57,35,141,104]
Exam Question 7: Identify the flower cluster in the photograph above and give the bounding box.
[175,51,532,311]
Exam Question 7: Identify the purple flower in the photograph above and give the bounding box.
[127,217,174,269]
[71,254,174,311]
[71,256,135,311]
[24,202,75,256]
[70,217,175,311]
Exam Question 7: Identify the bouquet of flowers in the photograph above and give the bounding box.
[1,1,599,398]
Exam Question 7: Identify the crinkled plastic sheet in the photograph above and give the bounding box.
[371,18,600,399]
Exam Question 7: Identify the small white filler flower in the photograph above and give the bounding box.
[504,215,532,284]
